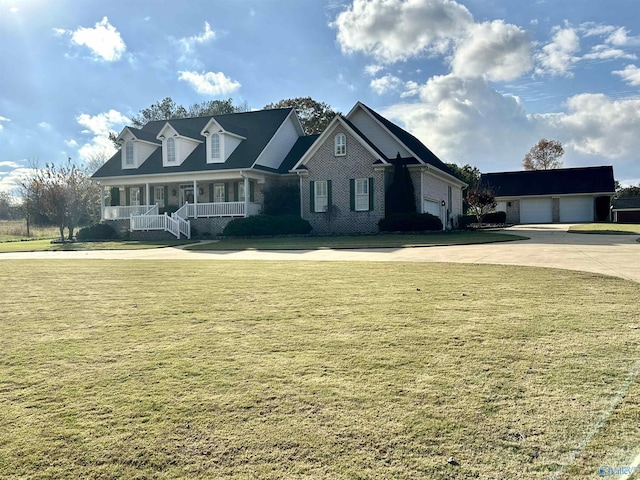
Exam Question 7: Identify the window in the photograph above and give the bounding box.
[314,180,328,212]
[237,182,245,202]
[355,178,369,211]
[130,188,140,206]
[334,133,346,156]
[214,183,225,203]
[167,137,176,163]
[154,186,165,208]
[210,134,220,160]
[125,141,134,165]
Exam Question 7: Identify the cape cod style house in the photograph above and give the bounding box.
[92,102,466,238]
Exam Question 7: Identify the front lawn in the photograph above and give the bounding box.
[1,260,639,479]
[0,239,195,253]
[185,231,527,251]
[568,223,640,235]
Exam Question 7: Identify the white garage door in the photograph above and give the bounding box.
[423,199,440,217]
[560,196,593,223]
[521,198,552,224]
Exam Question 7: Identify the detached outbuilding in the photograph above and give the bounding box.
[480,166,615,224]
[612,197,640,223]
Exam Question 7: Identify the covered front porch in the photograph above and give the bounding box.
[100,177,261,221]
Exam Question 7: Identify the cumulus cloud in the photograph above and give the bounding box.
[0,166,37,194]
[613,64,640,86]
[370,75,404,95]
[451,20,533,81]
[74,109,130,161]
[55,17,126,62]
[178,71,241,96]
[179,22,216,52]
[535,26,581,77]
[333,0,473,63]
[364,64,384,76]
[0,116,9,130]
[583,45,637,61]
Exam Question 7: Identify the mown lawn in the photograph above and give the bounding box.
[0,239,195,253]
[0,261,639,479]
[185,231,527,251]
[568,223,640,235]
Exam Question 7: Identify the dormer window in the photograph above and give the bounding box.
[167,137,176,163]
[210,134,220,160]
[125,141,134,165]
[335,133,346,156]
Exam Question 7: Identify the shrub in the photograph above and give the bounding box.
[223,215,312,237]
[458,211,506,229]
[76,223,118,241]
[378,213,442,232]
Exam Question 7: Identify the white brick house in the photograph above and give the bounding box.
[92,102,466,238]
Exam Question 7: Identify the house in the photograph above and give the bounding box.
[612,197,640,223]
[480,166,615,224]
[92,102,466,238]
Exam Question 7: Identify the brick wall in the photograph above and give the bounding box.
[301,125,386,234]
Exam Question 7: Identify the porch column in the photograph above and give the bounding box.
[145,183,150,207]
[100,184,105,221]
[193,179,198,217]
[243,175,249,217]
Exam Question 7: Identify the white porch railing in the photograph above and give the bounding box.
[180,202,262,218]
[130,213,190,240]
[103,205,155,220]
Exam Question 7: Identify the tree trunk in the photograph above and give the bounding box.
[26,216,30,238]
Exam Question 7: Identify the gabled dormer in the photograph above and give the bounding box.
[117,127,161,169]
[157,122,203,167]
[200,118,246,164]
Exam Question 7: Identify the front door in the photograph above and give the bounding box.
[179,185,194,205]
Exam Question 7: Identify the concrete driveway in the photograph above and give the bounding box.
[2,224,638,283]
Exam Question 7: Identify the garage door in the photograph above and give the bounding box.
[423,199,440,217]
[521,198,552,223]
[560,196,593,223]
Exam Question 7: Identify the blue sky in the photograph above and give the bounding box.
[1,0,640,193]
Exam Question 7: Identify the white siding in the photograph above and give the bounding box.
[224,134,242,160]
[163,137,199,167]
[348,108,411,159]
[137,142,158,167]
[255,114,300,170]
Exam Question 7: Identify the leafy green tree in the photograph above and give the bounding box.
[523,139,564,170]
[615,183,640,198]
[445,163,480,191]
[263,97,340,135]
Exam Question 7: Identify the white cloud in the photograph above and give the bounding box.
[74,109,130,162]
[178,22,216,53]
[38,122,52,130]
[605,27,640,47]
[401,80,420,98]
[0,116,9,130]
[583,45,637,61]
[370,74,403,95]
[451,20,533,81]
[364,64,384,76]
[57,17,126,62]
[332,0,474,63]
[0,161,21,169]
[178,71,241,96]
[0,166,36,194]
[535,26,581,77]
[9,7,18,13]
[613,64,640,86]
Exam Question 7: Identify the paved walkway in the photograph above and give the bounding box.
[2,224,639,283]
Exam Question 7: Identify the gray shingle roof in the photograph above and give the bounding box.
[612,197,640,209]
[92,108,293,178]
[480,166,616,197]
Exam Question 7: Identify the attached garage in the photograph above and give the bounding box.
[560,196,594,222]
[521,198,552,223]
[423,199,440,217]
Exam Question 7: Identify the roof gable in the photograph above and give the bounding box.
[481,166,616,197]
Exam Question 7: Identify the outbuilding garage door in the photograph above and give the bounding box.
[521,198,552,223]
[560,196,593,223]
[423,199,440,217]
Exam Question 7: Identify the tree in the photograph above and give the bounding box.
[616,183,640,198]
[523,139,564,170]
[445,162,480,191]
[19,159,100,241]
[0,192,18,220]
[385,158,416,216]
[263,97,340,135]
[466,188,496,225]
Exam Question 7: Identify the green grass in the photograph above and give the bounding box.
[1,260,639,479]
[0,239,195,253]
[568,223,640,235]
[185,231,527,251]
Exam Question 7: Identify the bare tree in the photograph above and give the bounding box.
[523,139,564,170]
